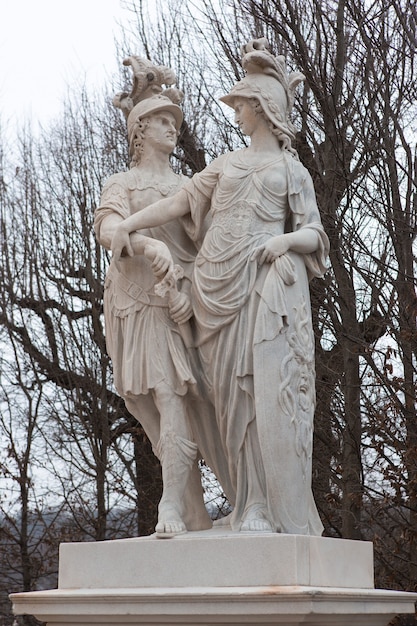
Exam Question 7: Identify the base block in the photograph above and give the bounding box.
[11,530,417,626]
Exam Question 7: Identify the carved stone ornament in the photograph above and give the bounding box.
[113,55,184,119]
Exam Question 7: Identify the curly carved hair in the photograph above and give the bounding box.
[129,118,151,168]
[247,97,298,158]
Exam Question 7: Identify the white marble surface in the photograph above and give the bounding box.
[11,532,417,625]
[57,530,374,590]
[11,585,417,625]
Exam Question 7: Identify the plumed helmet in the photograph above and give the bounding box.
[220,39,305,151]
[220,73,289,131]
[127,94,183,154]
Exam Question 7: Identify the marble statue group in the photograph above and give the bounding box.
[94,39,329,538]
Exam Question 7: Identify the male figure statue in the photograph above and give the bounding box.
[95,91,211,536]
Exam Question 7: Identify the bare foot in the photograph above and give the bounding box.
[155,506,186,538]
[240,505,273,532]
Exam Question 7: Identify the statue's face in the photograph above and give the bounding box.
[142,111,178,153]
[233,97,259,137]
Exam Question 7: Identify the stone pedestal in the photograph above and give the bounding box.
[11,530,417,625]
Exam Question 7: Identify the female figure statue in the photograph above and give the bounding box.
[111,40,329,535]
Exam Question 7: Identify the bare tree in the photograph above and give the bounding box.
[121,0,417,589]
[0,2,415,618]
[0,87,162,603]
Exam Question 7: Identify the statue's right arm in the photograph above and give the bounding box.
[95,212,157,257]
[95,213,124,250]
[111,189,190,263]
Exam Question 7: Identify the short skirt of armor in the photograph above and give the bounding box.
[103,272,196,398]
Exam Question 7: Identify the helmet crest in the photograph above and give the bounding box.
[220,39,305,151]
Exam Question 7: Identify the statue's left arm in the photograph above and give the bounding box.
[251,228,320,265]
[252,159,329,276]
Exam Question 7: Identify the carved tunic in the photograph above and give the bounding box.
[183,149,329,535]
[95,167,197,397]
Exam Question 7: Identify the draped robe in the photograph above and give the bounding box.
[183,149,329,534]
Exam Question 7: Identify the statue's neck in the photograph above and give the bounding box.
[248,128,282,156]
[137,154,175,178]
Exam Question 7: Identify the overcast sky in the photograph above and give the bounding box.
[0,0,134,127]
